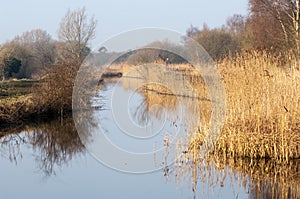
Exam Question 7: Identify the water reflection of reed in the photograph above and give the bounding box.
[120,63,212,135]
[0,117,85,176]
[133,84,179,123]
[224,157,300,199]
[171,145,300,199]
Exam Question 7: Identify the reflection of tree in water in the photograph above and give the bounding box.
[29,117,85,176]
[0,132,25,165]
[0,117,85,176]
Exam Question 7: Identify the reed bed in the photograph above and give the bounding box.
[116,53,300,160]
[212,51,300,161]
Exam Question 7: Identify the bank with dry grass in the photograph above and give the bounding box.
[0,74,74,126]
[0,80,42,125]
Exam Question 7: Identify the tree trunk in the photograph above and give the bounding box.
[295,0,300,54]
[60,107,64,126]
[1,65,4,81]
[274,0,289,44]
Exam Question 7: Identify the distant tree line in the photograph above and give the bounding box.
[0,7,97,115]
[187,0,300,60]
[0,29,55,80]
[0,7,95,81]
[122,40,187,65]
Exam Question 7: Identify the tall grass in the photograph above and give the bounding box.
[212,51,300,161]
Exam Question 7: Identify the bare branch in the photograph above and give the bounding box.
[58,7,97,65]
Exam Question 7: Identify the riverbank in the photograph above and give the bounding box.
[0,70,120,126]
[0,80,38,125]
[0,79,70,127]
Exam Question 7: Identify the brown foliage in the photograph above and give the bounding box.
[34,63,79,114]
[248,0,300,54]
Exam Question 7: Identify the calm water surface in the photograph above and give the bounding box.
[0,133,249,199]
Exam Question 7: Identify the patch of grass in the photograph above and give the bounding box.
[0,79,45,125]
[0,79,38,98]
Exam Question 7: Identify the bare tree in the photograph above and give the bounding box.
[226,14,246,35]
[273,0,300,52]
[34,8,97,116]
[0,41,22,80]
[57,7,97,65]
[18,29,55,68]
[0,29,55,79]
[13,29,56,78]
[0,45,12,80]
[249,0,300,55]
[185,25,241,60]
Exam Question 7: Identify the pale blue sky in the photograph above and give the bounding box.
[0,0,249,48]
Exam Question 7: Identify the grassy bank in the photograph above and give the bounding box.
[0,80,43,126]
[0,79,37,98]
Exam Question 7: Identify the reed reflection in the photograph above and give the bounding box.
[171,145,300,199]
[118,63,211,136]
